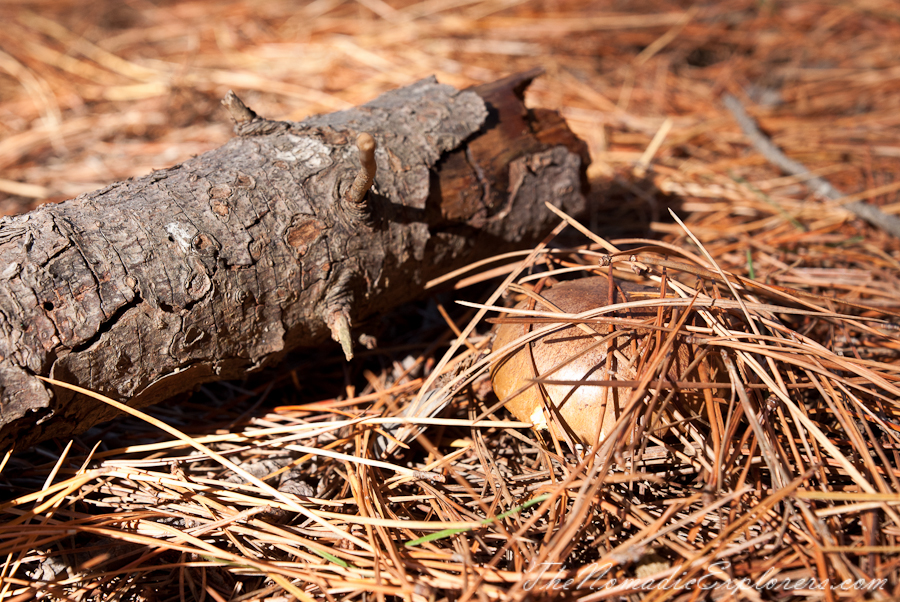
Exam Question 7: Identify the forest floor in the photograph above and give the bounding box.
[2,1,900,600]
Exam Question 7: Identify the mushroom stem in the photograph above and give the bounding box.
[343,132,377,221]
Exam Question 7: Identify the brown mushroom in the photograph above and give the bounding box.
[490,277,721,446]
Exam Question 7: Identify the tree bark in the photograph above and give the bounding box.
[0,70,588,451]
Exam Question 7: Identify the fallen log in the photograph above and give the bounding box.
[0,70,588,451]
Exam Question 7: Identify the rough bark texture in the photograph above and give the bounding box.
[0,71,588,451]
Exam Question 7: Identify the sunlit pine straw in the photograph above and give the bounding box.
[3,0,900,599]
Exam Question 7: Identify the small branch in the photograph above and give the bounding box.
[723,93,900,239]
[0,73,590,451]
[221,90,284,137]
[323,270,356,361]
[330,310,354,361]
[221,90,257,124]
[342,132,377,222]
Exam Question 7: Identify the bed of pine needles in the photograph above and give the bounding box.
[2,1,900,600]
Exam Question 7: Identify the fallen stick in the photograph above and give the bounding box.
[723,93,900,239]
[0,71,588,451]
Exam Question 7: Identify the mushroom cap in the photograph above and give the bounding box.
[491,277,715,446]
